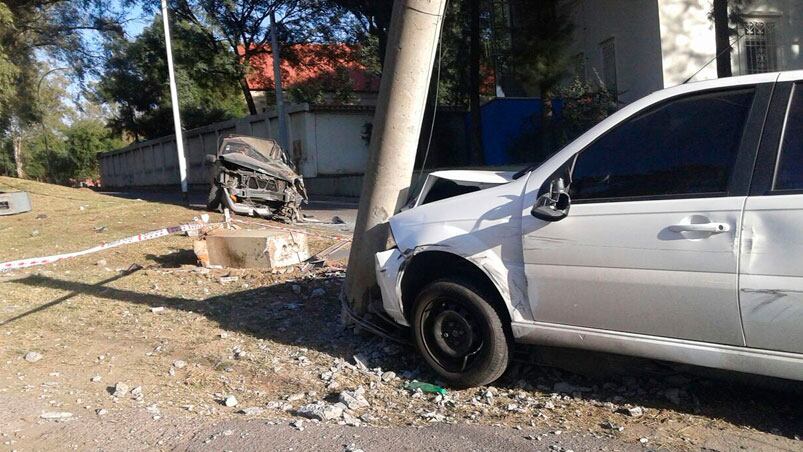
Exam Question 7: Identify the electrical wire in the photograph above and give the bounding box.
[683,30,747,84]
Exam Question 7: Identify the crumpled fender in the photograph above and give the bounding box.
[393,240,532,324]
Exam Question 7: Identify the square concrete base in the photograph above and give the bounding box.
[203,229,309,269]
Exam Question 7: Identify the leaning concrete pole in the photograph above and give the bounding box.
[344,0,447,316]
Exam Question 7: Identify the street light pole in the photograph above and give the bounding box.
[161,0,189,203]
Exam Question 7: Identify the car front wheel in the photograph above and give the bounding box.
[412,279,511,388]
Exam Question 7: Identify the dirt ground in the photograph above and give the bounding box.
[0,177,801,452]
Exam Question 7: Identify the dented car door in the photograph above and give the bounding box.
[740,79,803,354]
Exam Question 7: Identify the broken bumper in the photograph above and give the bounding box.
[374,248,409,327]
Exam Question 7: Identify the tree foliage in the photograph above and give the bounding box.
[97,15,247,140]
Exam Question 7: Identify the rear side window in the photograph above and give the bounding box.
[774,84,803,190]
[570,88,755,201]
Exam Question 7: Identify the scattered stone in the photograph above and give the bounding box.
[172,360,187,369]
[96,408,108,416]
[112,382,129,397]
[621,406,644,417]
[290,419,304,431]
[23,351,42,363]
[30,229,40,237]
[601,420,624,432]
[40,412,73,420]
[639,438,649,445]
[150,307,165,314]
[286,393,305,402]
[240,407,265,416]
[219,276,239,284]
[352,354,370,371]
[339,387,370,410]
[421,411,446,422]
[131,386,143,398]
[342,411,361,427]
[344,443,363,452]
[381,371,396,382]
[96,259,107,266]
[298,401,344,421]
[90,375,101,383]
[224,395,238,407]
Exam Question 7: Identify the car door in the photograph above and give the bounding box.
[522,83,772,345]
[740,76,803,354]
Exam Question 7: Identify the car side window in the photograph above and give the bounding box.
[774,83,803,191]
[569,88,755,202]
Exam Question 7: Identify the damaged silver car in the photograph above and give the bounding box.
[376,71,803,388]
[205,135,307,222]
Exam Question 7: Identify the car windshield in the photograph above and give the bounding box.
[222,142,270,164]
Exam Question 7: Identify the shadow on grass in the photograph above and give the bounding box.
[3,272,802,439]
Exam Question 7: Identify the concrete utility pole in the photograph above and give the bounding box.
[344,0,447,316]
[270,11,290,150]
[161,0,189,202]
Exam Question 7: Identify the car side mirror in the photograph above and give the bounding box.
[531,178,571,221]
[204,154,217,165]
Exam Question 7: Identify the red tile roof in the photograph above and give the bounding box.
[244,43,381,93]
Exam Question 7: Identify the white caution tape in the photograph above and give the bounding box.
[0,215,214,273]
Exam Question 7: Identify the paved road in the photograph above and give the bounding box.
[100,189,360,232]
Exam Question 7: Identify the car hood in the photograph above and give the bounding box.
[220,152,300,182]
[389,175,527,255]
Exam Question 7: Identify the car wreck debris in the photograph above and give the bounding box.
[194,228,309,269]
[205,135,307,223]
[0,190,32,216]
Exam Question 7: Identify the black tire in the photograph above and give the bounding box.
[206,184,222,211]
[412,279,511,388]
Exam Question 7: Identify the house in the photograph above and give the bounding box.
[244,43,381,112]
[556,0,803,104]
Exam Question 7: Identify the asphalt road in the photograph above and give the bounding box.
[100,189,360,232]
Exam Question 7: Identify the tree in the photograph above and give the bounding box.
[506,0,574,158]
[0,0,125,177]
[97,15,247,140]
[710,0,752,78]
[325,0,393,67]
[140,0,356,115]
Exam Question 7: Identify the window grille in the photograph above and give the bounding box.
[743,20,778,74]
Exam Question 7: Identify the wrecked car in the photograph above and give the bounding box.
[205,135,307,222]
[376,70,803,387]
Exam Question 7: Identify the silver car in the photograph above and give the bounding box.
[375,71,803,388]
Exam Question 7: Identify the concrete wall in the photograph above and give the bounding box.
[99,104,374,192]
[563,0,666,104]
[98,104,470,197]
[658,0,718,86]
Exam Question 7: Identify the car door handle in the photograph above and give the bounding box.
[668,223,731,233]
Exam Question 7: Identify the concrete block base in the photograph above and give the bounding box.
[203,229,309,269]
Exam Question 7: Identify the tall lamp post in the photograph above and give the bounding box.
[161,0,189,203]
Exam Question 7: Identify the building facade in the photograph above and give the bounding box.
[562,0,803,103]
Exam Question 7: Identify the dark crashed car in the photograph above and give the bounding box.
[205,135,307,222]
